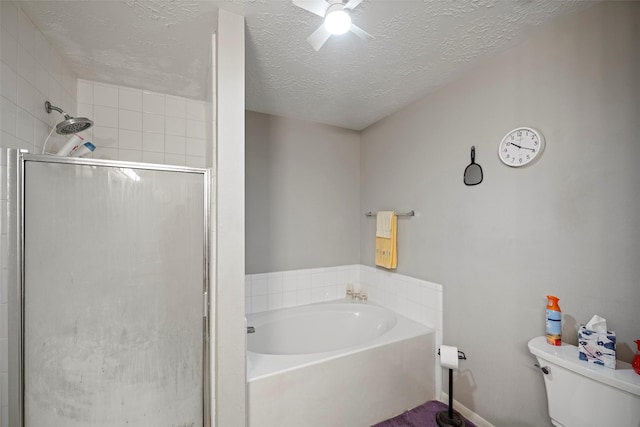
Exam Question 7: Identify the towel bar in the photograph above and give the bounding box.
[365,210,414,217]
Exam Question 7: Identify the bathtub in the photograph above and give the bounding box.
[247,301,435,427]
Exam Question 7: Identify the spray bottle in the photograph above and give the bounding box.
[546,295,562,346]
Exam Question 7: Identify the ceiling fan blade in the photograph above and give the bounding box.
[307,24,332,51]
[293,0,329,17]
[349,24,373,41]
[344,0,363,10]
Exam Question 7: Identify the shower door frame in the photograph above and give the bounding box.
[6,149,212,427]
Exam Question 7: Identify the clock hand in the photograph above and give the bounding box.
[510,142,522,149]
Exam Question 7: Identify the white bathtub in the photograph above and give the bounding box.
[247,301,435,427]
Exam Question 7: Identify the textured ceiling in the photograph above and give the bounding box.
[19,0,594,130]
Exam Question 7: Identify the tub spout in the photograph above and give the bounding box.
[247,326,256,334]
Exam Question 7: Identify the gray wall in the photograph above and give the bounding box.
[245,111,361,274]
[360,3,639,426]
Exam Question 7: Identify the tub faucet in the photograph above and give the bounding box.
[247,326,256,334]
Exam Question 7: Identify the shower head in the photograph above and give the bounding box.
[45,100,94,135]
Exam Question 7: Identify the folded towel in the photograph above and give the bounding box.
[375,211,397,269]
[376,211,393,238]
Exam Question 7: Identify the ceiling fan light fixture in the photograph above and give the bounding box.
[324,7,351,35]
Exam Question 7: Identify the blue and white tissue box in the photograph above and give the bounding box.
[578,325,616,369]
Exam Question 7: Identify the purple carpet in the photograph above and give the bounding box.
[372,400,477,427]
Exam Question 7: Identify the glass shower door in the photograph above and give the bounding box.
[19,156,209,427]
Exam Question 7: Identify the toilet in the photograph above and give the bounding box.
[528,336,640,427]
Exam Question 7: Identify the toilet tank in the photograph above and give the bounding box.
[528,336,640,427]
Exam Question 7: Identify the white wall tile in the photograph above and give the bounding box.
[245,276,253,297]
[165,153,185,166]
[142,151,165,164]
[143,91,164,114]
[16,75,33,112]
[252,295,267,313]
[79,79,209,165]
[118,129,142,150]
[119,87,142,112]
[311,286,326,303]
[143,113,164,134]
[283,291,297,308]
[186,119,206,140]
[165,135,185,154]
[77,80,93,104]
[92,126,118,148]
[77,103,93,119]
[165,116,185,136]
[17,9,38,58]
[165,95,186,118]
[16,106,34,144]
[35,30,53,72]
[1,63,17,104]
[118,149,142,163]
[186,138,205,157]
[93,83,118,107]
[283,273,297,292]
[297,288,311,305]
[267,274,284,294]
[1,1,19,38]
[119,109,142,131]
[267,293,285,311]
[297,272,312,289]
[312,272,324,288]
[142,131,164,152]
[93,105,118,128]
[186,156,205,168]
[252,276,267,296]
[186,99,206,121]
[1,97,17,136]
[324,270,337,286]
[93,147,118,160]
[1,28,18,72]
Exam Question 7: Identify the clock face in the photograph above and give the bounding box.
[498,127,545,167]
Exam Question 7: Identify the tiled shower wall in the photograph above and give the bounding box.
[1,2,213,422]
[75,79,207,167]
[1,2,79,424]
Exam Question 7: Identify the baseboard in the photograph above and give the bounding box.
[439,393,494,427]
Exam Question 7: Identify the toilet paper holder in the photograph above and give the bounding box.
[437,347,467,427]
[437,348,467,361]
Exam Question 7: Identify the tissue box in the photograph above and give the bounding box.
[578,325,616,369]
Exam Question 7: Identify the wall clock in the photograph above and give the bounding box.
[498,127,545,167]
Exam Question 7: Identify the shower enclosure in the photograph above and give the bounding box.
[7,149,211,426]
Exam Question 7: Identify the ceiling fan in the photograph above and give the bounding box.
[293,0,373,51]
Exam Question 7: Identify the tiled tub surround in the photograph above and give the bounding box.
[247,302,435,427]
[75,79,208,167]
[245,264,444,399]
[245,264,443,337]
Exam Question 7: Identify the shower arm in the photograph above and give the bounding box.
[45,101,71,119]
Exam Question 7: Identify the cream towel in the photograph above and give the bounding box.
[376,211,393,238]
[375,211,397,269]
